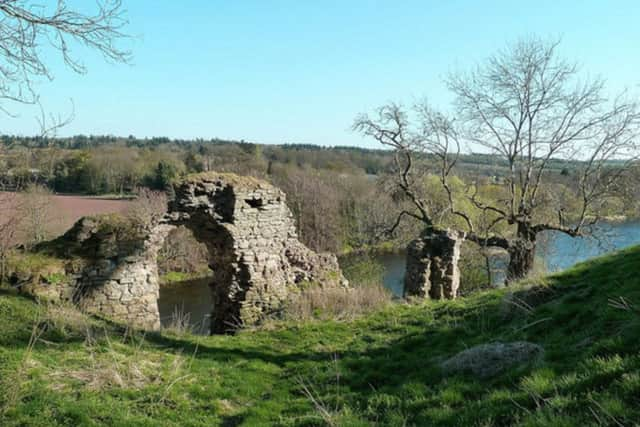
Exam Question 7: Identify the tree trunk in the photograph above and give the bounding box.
[483,250,493,288]
[506,238,536,283]
[0,254,5,286]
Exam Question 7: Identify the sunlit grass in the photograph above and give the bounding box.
[0,245,639,425]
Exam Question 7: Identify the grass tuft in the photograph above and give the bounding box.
[1,245,640,425]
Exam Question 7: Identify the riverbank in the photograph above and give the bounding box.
[1,245,639,425]
[159,271,211,286]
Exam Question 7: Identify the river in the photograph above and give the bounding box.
[158,220,640,333]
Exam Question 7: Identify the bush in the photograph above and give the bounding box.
[20,184,57,248]
[459,244,492,295]
[339,254,385,288]
[125,187,167,228]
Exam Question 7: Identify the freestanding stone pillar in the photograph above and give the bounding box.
[404,229,464,300]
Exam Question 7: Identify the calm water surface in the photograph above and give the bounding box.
[159,221,640,332]
[541,220,640,270]
[373,220,640,297]
[158,278,212,334]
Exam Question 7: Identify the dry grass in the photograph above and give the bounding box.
[1,301,195,400]
[49,349,164,392]
[40,303,165,392]
[284,283,391,321]
[163,304,195,336]
[43,301,95,340]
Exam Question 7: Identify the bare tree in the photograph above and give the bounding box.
[353,104,437,233]
[353,103,468,237]
[20,183,54,247]
[0,1,130,101]
[0,192,21,283]
[356,37,640,286]
[446,37,640,281]
[272,165,342,253]
[354,103,466,299]
[0,0,130,136]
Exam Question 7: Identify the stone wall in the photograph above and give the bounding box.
[404,229,463,300]
[15,172,347,333]
[16,217,174,330]
[168,173,346,332]
[72,222,174,331]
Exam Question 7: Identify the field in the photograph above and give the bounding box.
[1,246,639,425]
[1,192,130,241]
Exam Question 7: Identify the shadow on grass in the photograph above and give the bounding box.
[3,246,640,425]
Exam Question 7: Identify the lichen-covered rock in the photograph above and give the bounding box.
[404,229,463,299]
[16,172,347,333]
[441,341,544,378]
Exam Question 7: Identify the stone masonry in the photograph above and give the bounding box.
[166,173,347,333]
[17,172,347,333]
[404,229,464,300]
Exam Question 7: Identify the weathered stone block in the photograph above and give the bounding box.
[404,229,463,300]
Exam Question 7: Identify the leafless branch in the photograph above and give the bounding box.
[0,0,130,124]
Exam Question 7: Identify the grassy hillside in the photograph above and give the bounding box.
[1,247,640,426]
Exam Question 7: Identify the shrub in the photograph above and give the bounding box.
[459,243,493,295]
[163,304,194,336]
[125,187,167,228]
[19,184,58,249]
[340,254,385,288]
[157,226,209,277]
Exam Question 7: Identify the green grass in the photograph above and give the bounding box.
[160,271,210,285]
[5,251,65,277]
[2,246,640,426]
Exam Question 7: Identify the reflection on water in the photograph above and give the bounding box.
[376,252,406,297]
[158,277,212,335]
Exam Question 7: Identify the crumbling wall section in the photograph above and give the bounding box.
[15,172,347,333]
[404,229,464,300]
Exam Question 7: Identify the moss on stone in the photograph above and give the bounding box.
[6,250,65,278]
[5,250,70,302]
[160,271,210,285]
[182,171,269,189]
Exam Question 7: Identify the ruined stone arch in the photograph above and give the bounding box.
[25,173,347,333]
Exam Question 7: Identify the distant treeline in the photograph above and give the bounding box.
[0,134,395,176]
[0,133,582,178]
[2,134,638,259]
[0,135,415,253]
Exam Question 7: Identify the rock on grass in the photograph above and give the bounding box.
[441,341,544,378]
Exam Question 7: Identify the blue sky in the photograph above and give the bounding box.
[4,0,640,148]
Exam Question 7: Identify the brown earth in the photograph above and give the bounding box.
[1,192,131,243]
